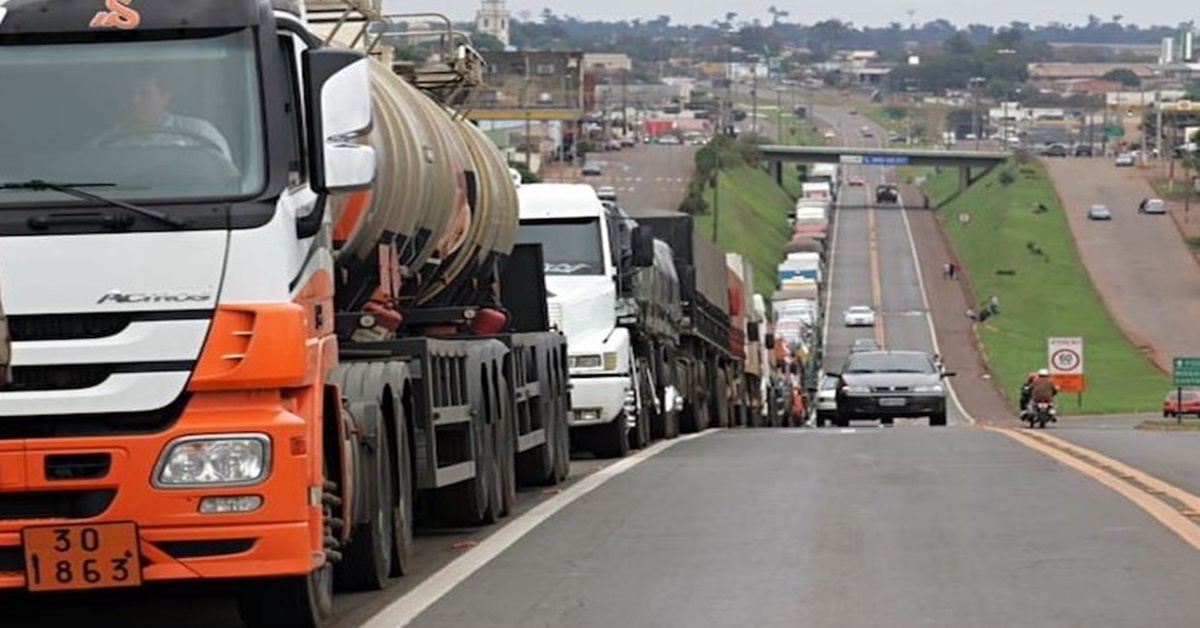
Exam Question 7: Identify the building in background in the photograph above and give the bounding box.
[474,0,510,47]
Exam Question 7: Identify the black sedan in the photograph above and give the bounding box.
[829,350,954,427]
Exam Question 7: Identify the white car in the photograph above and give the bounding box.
[1114,153,1135,167]
[1087,204,1112,221]
[813,375,839,427]
[1140,198,1167,214]
[844,305,876,327]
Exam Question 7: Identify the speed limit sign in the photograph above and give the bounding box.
[1047,337,1084,375]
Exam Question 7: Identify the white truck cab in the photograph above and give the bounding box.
[517,184,639,454]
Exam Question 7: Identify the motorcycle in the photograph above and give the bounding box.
[1025,399,1057,429]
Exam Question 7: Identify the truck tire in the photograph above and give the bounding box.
[930,411,947,426]
[494,378,516,517]
[595,415,630,458]
[431,370,499,526]
[237,463,337,628]
[629,366,653,450]
[517,351,560,486]
[333,402,395,592]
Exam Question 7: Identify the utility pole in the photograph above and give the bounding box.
[969,77,985,151]
[775,88,782,143]
[751,58,759,136]
[621,69,629,140]
[713,99,722,241]
[1156,89,1164,167]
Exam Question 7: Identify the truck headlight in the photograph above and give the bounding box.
[843,385,870,394]
[569,354,603,369]
[913,385,944,393]
[154,434,271,488]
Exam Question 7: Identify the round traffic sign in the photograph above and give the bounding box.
[1051,348,1081,372]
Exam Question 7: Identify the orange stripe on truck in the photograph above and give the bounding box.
[189,304,310,391]
[332,190,372,246]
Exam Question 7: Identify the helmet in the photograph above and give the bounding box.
[1037,368,1050,377]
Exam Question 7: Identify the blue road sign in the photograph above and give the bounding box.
[862,155,910,166]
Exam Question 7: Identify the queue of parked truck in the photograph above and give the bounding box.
[774,164,838,423]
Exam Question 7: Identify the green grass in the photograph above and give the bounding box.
[693,164,793,298]
[923,160,1171,414]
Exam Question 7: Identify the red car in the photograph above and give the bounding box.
[847,177,865,187]
[1162,390,1200,417]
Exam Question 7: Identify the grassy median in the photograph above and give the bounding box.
[693,165,793,298]
[923,159,1171,414]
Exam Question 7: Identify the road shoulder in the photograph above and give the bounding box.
[901,183,1018,424]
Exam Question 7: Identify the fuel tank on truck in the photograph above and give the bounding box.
[326,56,518,308]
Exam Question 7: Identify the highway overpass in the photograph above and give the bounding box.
[760,145,1010,189]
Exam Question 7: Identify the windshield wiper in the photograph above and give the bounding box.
[1,180,189,229]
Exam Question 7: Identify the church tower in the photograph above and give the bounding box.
[474,0,510,47]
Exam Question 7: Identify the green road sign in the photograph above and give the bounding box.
[1173,357,1200,386]
[1102,124,1125,138]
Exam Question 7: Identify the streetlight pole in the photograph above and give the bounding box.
[969,76,985,151]
[775,87,783,143]
[751,57,759,136]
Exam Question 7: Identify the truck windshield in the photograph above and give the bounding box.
[0,30,264,205]
[516,218,606,275]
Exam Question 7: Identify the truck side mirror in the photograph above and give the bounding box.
[631,227,655,268]
[747,321,761,342]
[302,48,377,196]
[764,333,775,349]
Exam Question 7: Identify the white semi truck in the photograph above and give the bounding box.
[517,184,683,456]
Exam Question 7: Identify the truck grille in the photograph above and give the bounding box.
[11,365,112,391]
[9,313,131,341]
[0,489,116,521]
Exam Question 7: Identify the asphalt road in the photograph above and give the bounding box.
[401,428,1200,628]
[1041,158,1200,371]
[816,106,971,426]
[562,143,698,212]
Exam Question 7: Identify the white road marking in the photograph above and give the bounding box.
[360,429,717,628]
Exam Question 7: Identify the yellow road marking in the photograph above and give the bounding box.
[867,196,886,348]
[985,426,1200,552]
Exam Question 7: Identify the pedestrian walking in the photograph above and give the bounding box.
[943,262,952,279]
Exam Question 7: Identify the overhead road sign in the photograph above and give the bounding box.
[862,155,909,166]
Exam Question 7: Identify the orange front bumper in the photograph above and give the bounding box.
[0,394,321,590]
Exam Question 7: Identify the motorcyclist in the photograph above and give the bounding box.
[1026,368,1059,419]
[1018,371,1038,411]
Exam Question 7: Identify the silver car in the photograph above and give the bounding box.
[1087,204,1112,221]
[814,375,839,427]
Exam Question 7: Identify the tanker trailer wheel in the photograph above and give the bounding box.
[432,370,499,526]
[518,350,563,486]
[237,461,337,628]
[493,378,517,517]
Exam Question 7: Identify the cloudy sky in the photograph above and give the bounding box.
[383,0,1189,29]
